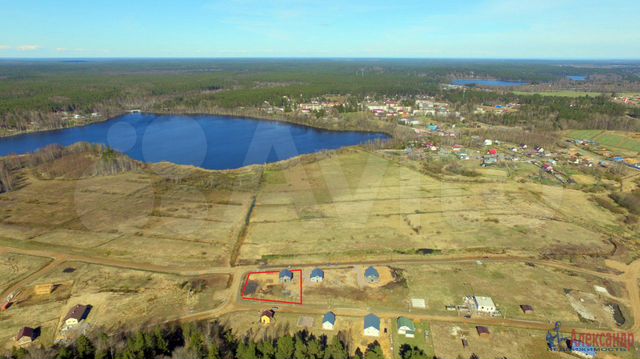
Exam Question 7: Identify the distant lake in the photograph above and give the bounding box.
[452,79,528,87]
[0,113,389,170]
[567,75,587,81]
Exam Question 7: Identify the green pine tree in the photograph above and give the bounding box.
[75,335,96,359]
[275,336,295,359]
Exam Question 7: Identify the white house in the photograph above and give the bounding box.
[322,312,336,330]
[64,304,89,328]
[363,314,380,337]
[310,268,324,283]
[473,296,497,314]
[367,104,388,112]
[397,317,416,338]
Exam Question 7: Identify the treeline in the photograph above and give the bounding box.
[610,190,640,216]
[442,89,640,131]
[0,161,15,193]
[3,322,431,359]
[2,59,638,135]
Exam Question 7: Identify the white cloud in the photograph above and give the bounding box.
[17,45,40,51]
[55,47,89,53]
[0,45,9,51]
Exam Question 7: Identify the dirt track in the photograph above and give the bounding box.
[3,242,640,339]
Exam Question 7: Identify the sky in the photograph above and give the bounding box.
[0,0,639,59]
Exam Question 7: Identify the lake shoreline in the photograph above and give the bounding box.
[0,108,399,140]
[0,112,391,170]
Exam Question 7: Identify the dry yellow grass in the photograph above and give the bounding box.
[240,151,618,263]
[0,261,229,344]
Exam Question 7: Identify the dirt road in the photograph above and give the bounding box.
[3,241,640,340]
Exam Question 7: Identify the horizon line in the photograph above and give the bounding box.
[1,56,640,62]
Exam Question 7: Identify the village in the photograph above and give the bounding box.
[1,89,639,358]
[1,76,640,359]
[232,263,627,359]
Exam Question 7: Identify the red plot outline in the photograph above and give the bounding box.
[241,269,303,305]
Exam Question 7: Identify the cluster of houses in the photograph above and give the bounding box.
[277,266,379,285]
[572,139,640,170]
[55,111,101,121]
[364,97,453,119]
[264,267,399,337]
[614,94,640,107]
[267,266,512,344]
[474,103,520,115]
[15,303,90,347]
[261,309,417,340]
[298,101,341,113]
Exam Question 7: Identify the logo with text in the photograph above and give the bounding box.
[546,322,635,357]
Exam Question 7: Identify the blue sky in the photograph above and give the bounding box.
[0,0,638,58]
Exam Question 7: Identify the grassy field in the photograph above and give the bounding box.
[430,323,560,359]
[0,172,254,267]
[0,149,623,268]
[568,130,640,153]
[240,151,619,264]
[0,261,229,345]
[399,262,625,328]
[391,320,434,358]
[0,148,632,349]
[0,253,50,293]
[295,261,626,332]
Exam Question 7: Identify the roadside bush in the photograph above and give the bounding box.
[610,191,640,215]
[446,162,480,177]
[592,195,626,214]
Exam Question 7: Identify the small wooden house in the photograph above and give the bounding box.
[34,283,55,295]
[260,310,275,325]
[476,326,490,337]
[520,304,534,314]
[15,327,36,346]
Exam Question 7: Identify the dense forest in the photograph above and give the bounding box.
[442,90,640,131]
[0,59,639,134]
[2,321,431,359]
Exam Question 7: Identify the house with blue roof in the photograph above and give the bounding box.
[279,269,294,284]
[365,266,380,284]
[310,268,324,283]
[364,313,380,337]
[322,311,336,330]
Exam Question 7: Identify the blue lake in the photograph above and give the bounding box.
[0,113,389,170]
[452,79,528,87]
[567,75,587,81]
